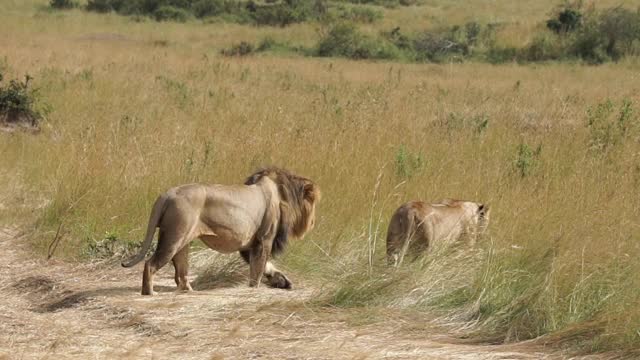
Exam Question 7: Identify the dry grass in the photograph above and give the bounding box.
[0,227,566,359]
[2,0,640,356]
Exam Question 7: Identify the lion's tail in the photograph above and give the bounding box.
[121,194,169,268]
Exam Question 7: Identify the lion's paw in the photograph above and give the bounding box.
[267,272,293,290]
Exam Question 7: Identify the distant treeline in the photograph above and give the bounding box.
[51,0,640,64]
[51,0,393,26]
[222,4,640,65]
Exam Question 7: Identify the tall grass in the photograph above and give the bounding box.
[2,0,640,354]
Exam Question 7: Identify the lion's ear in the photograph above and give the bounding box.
[303,182,320,202]
[478,203,489,216]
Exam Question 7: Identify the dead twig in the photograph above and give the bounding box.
[47,222,64,260]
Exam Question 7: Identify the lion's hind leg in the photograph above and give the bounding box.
[142,227,193,295]
[172,244,193,292]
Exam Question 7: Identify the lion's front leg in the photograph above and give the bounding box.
[249,241,271,287]
[264,262,292,289]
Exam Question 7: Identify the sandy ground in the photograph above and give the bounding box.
[0,227,602,360]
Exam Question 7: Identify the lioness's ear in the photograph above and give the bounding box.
[303,182,320,202]
[478,203,489,215]
[244,173,262,185]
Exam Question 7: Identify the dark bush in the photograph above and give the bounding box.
[193,0,228,17]
[547,8,582,34]
[86,0,113,12]
[569,19,610,64]
[250,3,297,26]
[248,0,327,26]
[0,73,43,128]
[597,7,640,59]
[257,37,277,51]
[337,0,413,8]
[50,0,77,9]
[402,22,498,63]
[85,0,330,25]
[153,5,191,21]
[412,31,468,62]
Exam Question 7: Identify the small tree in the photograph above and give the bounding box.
[547,8,582,34]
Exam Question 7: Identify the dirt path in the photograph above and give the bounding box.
[0,227,591,360]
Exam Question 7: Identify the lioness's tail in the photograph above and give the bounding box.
[121,194,169,268]
[387,209,417,267]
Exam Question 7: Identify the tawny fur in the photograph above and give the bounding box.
[386,199,490,266]
[122,167,320,295]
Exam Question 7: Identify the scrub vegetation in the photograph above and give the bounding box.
[2,0,640,356]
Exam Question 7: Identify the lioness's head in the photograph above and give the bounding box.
[473,203,490,234]
[442,199,490,235]
[245,167,321,239]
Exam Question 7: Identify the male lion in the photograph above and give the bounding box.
[386,199,490,267]
[122,167,320,295]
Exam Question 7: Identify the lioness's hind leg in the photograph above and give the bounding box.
[172,244,193,292]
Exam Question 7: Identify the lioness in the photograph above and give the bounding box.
[386,199,489,266]
[122,167,320,295]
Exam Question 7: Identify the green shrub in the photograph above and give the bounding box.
[520,33,566,62]
[153,5,191,22]
[83,232,139,260]
[50,0,77,9]
[383,27,413,51]
[570,18,610,64]
[221,41,255,56]
[567,7,640,63]
[514,143,542,177]
[316,22,401,60]
[255,36,302,54]
[586,99,637,152]
[486,46,518,64]
[394,145,425,178]
[0,73,44,128]
[330,5,382,23]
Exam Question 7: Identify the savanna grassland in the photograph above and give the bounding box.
[2,0,640,357]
